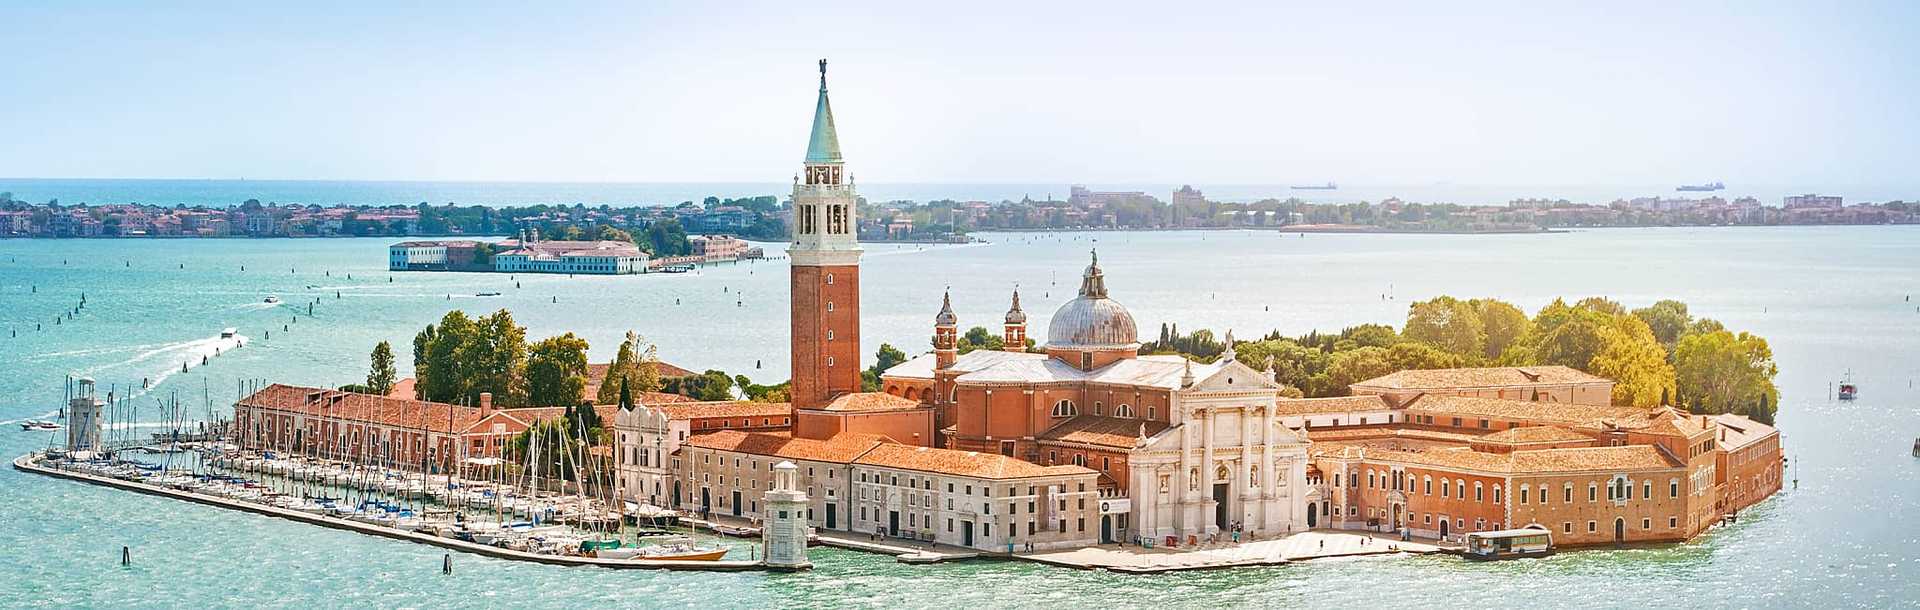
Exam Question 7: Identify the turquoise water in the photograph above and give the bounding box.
[1,227,1917,608]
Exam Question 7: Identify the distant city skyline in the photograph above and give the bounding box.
[3,2,1917,188]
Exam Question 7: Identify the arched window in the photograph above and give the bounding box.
[1493,484,1502,504]
[1094,401,1104,416]
[1051,400,1077,418]
[1114,404,1135,418]
[1442,479,1450,498]
[1474,481,1484,502]
[1424,475,1432,495]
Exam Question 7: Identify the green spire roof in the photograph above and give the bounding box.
[806,59,842,164]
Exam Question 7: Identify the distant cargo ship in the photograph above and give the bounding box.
[1291,182,1338,190]
[1676,181,1725,192]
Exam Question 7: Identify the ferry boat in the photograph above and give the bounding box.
[220,327,238,339]
[1463,526,1554,560]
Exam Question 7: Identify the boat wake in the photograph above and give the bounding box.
[78,332,250,398]
[231,301,282,312]
[0,409,61,426]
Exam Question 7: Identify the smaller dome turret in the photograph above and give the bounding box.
[935,290,958,327]
[1004,289,1027,325]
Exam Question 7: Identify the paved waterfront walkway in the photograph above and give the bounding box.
[1017,530,1451,573]
[681,514,981,564]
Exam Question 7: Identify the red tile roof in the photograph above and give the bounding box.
[1272,395,1391,416]
[239,384,484,431]
[854,444,1096,480]
[682,430,891,463]
[1038,415,1168,449]
[650,401,793,421]
[816,392,923,413]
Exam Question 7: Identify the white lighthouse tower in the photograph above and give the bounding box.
[761,460,812,570]
[67,377,104,454]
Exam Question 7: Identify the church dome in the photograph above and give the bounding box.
[1045,251,1138,349]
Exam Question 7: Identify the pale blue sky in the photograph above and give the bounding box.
[2,1,1915,187]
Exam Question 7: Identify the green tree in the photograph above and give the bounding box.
[862,343,909,391]
[525,332,590,407]
[366,341,398,396]
[1403,296,1485,358]
[412,323,436,372]
[1674,330,1779,423]
[1470,298,1531,360]
[664,369,735,401]
[1325,346,1395,395]
[1587,317,1675,408]
[1631,300,1692,346]
[958,326,1004,353]
[596,331,660,404]
[419,311,476,402]
[458,310,529,406]
[1386,342,1465,371]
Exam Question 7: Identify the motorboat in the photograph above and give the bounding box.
[632,537,729,561]
[1463,527,1554,560]
[264,296,281,304]
[20,420,62,431]
[220,327,238,339]
[1838,382,1857,401]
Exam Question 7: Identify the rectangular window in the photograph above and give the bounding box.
[1588,521,1597,533]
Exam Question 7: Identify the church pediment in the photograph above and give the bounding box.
[1188,359,1281,392]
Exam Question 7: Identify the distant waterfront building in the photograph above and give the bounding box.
[389,240,486,271]
[689,234,749,259]
[1783,194,1842,209]
[493,240,648,274]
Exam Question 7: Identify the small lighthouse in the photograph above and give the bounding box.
[67,377,104,454]
[761,460,812,570]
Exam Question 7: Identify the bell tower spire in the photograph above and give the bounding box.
[789,59,863,410]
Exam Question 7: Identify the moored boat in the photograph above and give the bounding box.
[1463,526,1554,560]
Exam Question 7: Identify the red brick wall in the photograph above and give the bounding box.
[791,264,861,409]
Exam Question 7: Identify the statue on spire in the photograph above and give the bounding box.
[819,58,828,88]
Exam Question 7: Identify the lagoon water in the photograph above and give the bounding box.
[1,226,1917,608]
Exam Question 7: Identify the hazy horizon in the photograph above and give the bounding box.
[5,2,1916,187]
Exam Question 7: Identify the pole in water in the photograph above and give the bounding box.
[443,553,452,575]
[122,546,130,566]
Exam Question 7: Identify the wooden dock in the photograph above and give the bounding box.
[13,453,782,572]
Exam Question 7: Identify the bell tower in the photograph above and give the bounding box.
[789,59,863,409]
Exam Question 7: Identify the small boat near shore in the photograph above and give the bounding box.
[1463,527,1554,560]
[220,327,238,339]
[19,420,61,431]
[263,296,280,304]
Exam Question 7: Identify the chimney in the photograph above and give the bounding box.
[479,392,493,413]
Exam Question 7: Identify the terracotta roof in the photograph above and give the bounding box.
[1329,444,1681,475]
[1307,426,1478,445]
[1038,415,1169,449]
[854,443,1096,480]
[816,392,923,413]
[1352,366,1610,390]
[1475,426,1593,445]
[1632,407,1709,438]
[239,384,484,431]
[682,430,891,463]
[1273,395,1391,416]
[651,401,793,421]
[1508,445,1682,473]
[386,377,417,400]
[1707,413,1778,450]
[1406,395,1645,428]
